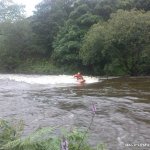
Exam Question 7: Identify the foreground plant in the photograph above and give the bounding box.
[0,104,106,150]
[0,125,95,150]
[0,119,23,148]
[61,137,68,150]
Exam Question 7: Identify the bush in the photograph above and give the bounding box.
[0,119,106,150]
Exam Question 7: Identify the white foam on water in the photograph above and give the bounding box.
[0,74,99,85]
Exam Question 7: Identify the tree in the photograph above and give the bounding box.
[106,10,150,75]
[52,21,81,65]
[80,10,150,75]
[0,0,30,72]
[0,0,25,22]
[31,0,75,57]
[52,2,100,68]
[132,0,150,11]
[0,19,35,71]
[94,0,119,20]
[80,22,108,74]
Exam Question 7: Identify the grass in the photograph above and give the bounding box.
[14,59,63,75]
[0,119,106,150]
[13,59,80,75]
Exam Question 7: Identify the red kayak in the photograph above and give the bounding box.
[77,79,85,84]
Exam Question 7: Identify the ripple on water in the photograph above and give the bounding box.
[0,75,150,150]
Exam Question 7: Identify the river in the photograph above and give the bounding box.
[0,74,150,150]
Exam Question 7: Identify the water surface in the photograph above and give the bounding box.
[0,74,150,150]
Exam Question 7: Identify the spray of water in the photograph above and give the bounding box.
[0,74,99,85]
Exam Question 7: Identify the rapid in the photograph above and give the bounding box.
[0,74,150,150]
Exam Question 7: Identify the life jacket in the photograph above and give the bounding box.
[74,74,83,80]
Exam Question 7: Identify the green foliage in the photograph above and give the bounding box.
[31,0,75,56]
[106,10,150,75]
[94,0,119,20]
[77,13,100,27]
[0,119,105,150]
[132,0,150,11]
[15,59,64,75]
[1,125,60,150]
[138,45,150,75]
[0,0,25,22]
[80,22,108,74]
[0,0,150,75]
[81,9,150,75]
[52,22,82,65]
[52,2,100,68]
[69,4,90,19]
[0,119,23,147]
[0,19,36,72]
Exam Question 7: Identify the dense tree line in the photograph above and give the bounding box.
[0,0,150,75]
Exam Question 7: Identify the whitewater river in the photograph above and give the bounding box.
[0,74,150,150]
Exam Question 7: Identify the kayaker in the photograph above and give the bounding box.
[73,72,85,83]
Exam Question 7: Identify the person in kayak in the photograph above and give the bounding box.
[73,72,85,83]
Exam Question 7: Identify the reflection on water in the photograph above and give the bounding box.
[0,75,150,150]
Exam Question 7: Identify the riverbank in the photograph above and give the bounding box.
[0,59,149,76]
[0,59,80,75]
[15,60,63,75]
